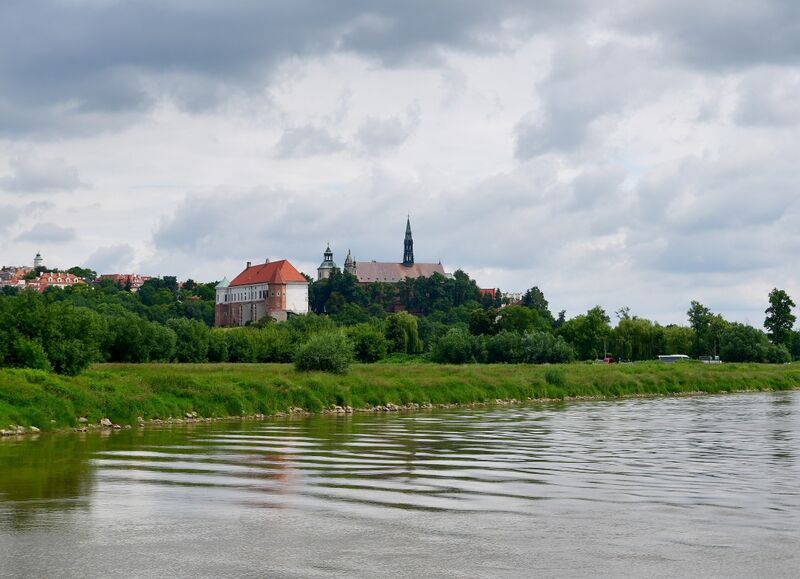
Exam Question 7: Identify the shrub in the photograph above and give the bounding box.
[346,324,389,363]
[432,327,485,364]
[766,344,791,364]
[486,330,521,363]
[294,332,354,374]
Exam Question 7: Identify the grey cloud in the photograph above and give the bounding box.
[275,126,344,158]
[0,205,21,232]
[734,68,800,126]
[515,40,668,159]
[357,103,420,153]
[0,1,578,137]
[0,155,86,193]
[15,222,76,243]
[622,1,800,70]
[86,244,136,274]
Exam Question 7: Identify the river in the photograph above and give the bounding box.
[1,392,798,578]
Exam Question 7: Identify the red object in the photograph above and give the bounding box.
[603,356,615,364]
[229,260,306,286]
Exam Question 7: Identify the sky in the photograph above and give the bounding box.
[1,0,799,325]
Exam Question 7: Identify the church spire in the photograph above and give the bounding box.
[403,216,414,266]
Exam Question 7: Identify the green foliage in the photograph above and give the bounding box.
[719,323,771,363]
[346,324,389,363]
[294,332,354,374]
[385,311,423,354]
[519,330,575,363]
[558,306,611,360]
[207,330,229,362]
[663,325,694,356]
[486,330,521,363]
[764,288,796,347]
[167,318,210,363]
[432,327,486,364]
[521,286,554,326]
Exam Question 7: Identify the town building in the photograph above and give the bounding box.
[319,218,447,283]
[0,266,32,289]
[215,259,309,326]
[97,273,152,292]
[28,271,86,293]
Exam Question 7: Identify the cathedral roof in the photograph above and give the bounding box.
[230,260,306,286]
[353,262,445,284]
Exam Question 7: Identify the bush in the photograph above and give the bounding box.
[432,327,485,364]
[294,332,354,374]
[519,331,576,364]
[347,324,388,363]
[766,344,791,364]
[486,330,521,363]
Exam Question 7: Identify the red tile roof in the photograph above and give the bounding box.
[229,260,307,286]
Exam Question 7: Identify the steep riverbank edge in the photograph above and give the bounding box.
[2,361,799,435]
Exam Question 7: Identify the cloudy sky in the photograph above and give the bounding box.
[1,0,798,324]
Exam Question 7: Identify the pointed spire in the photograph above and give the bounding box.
[403,216,414,266]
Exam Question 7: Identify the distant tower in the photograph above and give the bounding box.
[344,249,357,276]
[317,244,337,280]
[402,217,414,267]
[33,252,43,269]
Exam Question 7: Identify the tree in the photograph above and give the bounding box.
[764,288,796,347]
[521,286,554,325]
[687,301,727,357]
[167,318,209,362]
[385,311,423,354]
[558,306,611,360]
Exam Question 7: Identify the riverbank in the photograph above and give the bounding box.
[1,361,799,432]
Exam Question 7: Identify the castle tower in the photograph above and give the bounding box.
[317,244,337,280]
[33,252,43,269]
[402,217,414,267]
[344,249,357,275]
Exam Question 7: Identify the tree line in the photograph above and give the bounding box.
[1,266,798,374]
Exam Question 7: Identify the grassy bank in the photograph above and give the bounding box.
[2,361,800,431]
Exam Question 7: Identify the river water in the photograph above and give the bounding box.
[1,392,799,578]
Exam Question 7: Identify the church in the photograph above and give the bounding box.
[318,218,447,283]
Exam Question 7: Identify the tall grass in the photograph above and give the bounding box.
[1,361,799,430]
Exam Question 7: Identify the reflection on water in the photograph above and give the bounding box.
[1,392,799,577]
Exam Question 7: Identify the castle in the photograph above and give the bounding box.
[214,259,309,326]
[318,217,446,283]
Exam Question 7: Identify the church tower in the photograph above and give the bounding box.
[344,249,356,276]
[402,217,414,267]
[317,244,337,280]
[34,252,43,270]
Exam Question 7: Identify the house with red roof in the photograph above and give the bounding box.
[214,259,309,326]
[28,271,86,293]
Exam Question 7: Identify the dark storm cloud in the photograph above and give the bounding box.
[0,0,580,137]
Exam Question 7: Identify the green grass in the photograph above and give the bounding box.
[1,361,799,430]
